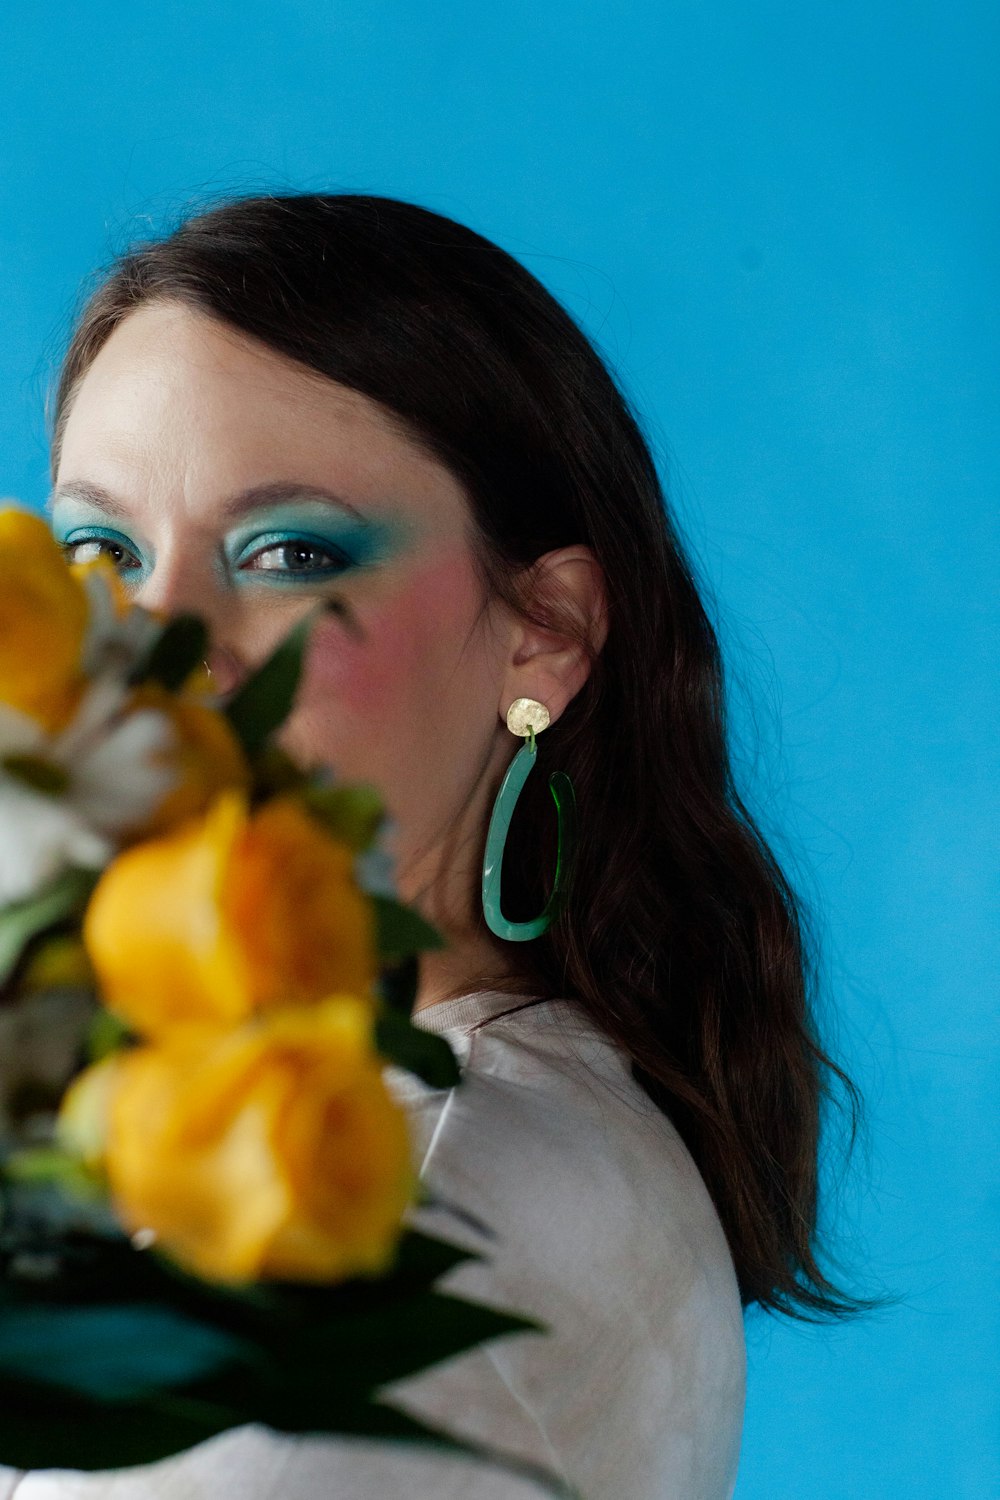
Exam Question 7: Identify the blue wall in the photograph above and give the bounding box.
[2,4,995,1494]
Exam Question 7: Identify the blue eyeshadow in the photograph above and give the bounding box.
[47,495,410,591]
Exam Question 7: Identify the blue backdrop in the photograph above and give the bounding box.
[2,4,995,1495]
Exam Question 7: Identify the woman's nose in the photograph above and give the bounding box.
[133,563,248,697]
[201,644,245,696]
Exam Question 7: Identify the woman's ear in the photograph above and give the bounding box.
[499,545,609,724]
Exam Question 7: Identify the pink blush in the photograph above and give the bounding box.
[295,547,486,721]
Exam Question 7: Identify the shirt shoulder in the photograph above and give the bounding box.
[383,998,747,1500]
[396,998,742,1301]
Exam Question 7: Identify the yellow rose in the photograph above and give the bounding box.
[83,790,378,1037]
[98,999,416,1283]
[0,507,89,731]
[121,683,252,837]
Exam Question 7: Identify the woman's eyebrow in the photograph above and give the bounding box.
[45,479,369,524]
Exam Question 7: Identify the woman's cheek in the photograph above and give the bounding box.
[302,553,482,713]
[298,598,421,719]
[284,556,480,778]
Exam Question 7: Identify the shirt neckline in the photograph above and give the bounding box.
[411,988,551,1035]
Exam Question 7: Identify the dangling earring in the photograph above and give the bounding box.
[481,697,578,942]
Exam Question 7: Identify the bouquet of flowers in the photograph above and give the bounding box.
[0,505,572,1495]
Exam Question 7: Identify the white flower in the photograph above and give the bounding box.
[0,774,110,904]
[77,566,162,680]
[0,682,179,906]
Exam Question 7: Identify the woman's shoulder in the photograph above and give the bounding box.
[399,990,740,1309]
[383,992,747,1499]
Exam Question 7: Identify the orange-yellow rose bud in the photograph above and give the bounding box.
[0,507,89,732]
[101,999,416,1283]
[84,790,378,1037]
[57,1051,123,1172]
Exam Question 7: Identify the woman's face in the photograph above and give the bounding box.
[49,300,520,923]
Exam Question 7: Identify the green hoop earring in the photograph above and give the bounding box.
[481,697,578,942]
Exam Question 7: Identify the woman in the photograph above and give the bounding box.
[5,192,869,1499]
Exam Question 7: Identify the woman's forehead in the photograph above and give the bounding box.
[55,302,473,537]
[61,301,403,453]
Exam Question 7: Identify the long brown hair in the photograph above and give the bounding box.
[48,190,881,1319]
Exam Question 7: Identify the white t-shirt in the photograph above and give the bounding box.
[0,990,746,1500]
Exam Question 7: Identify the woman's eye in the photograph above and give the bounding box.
[241,540,351,576]
[58,534,354,581]
[60,537,142,572]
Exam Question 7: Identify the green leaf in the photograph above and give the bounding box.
[223,609,317,757]
[300,782,385,852]
[385,1226,482,1287]
[373,895,447,964]
[375,1005,461,1089]
[127,613,208,691]
[0,1304,253,1400]
[279,1289,545,1394]
[0,1225,577,1494]
[182,1319,577,1497]
[0,1373,579,1494]
[248,743,310,801]
[0,867,98,989]
[0,1370,240,1469]
[198,1379,578,1498]
[1,1147,105,1201]
[377,954,418,1015]
[87,1007,133,1062]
